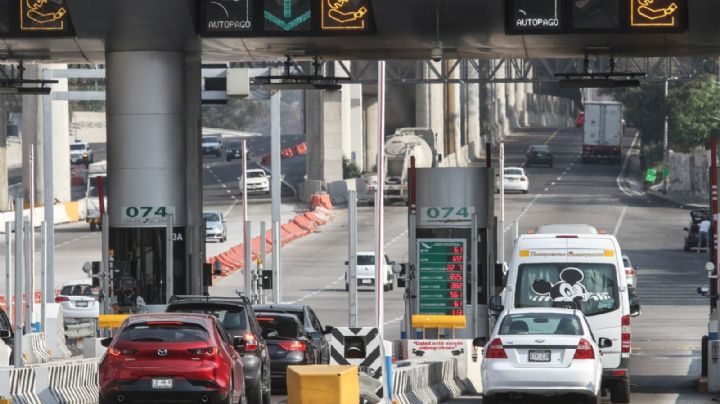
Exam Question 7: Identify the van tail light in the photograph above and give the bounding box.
[55,296,69,303]
[187,347,218,357]
[621,315,631,353]
[244,333,259,352]
[278,341,306,352]
[572,338,595,360]
[485,338,508,359]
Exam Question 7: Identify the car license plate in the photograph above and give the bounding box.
[152,378,173,389]
[362,279,372,284]
[75,301,88,308]
[528,350,551,362]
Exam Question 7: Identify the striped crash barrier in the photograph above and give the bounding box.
[392,358,466,404]
[23,333,50,365]
[7,367,41,404]
[46,359,99,404]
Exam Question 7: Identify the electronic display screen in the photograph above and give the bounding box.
[200,0,375,37]
[417,239,466,316]
[0,0,73,36]
[506,0,686,34]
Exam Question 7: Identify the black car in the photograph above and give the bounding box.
[526,144,553,167]
[684,208,711,252]
[226,140,245,162]
[0,306,13,364]
[166,295,271,404]
[252,304,331,364]
[255,312,321,391]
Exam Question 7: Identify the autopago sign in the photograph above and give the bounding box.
[419,206,475,227]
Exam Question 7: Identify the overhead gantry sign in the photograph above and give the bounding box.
[0,0,73,36]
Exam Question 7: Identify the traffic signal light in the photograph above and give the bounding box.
[91,261,101,288]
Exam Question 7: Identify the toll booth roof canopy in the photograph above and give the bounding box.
[2,0,720,63]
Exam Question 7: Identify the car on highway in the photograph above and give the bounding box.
[252,303,331,364]
[56,279,99,322]
[344,251,396,292]
[575,111,585,128]
[226,140,245,161]
[255,312,322,392]
[166,295,271,404]
[526,145,553,168]
[99,313,246,404]
[683,208,711,252]
[202,134,223,157]
[70,141,94,165]
[239,169,270,195]
[479,308,606,404]
[497,167,529,194]
[622,255,638,289]
[493,232,638,403]
[204,211,227,243]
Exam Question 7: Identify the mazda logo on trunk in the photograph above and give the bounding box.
[157,348,168,356]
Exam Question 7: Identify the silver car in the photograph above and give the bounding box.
[478,308,607,404]
[56,279,100,321]
[204,211,227,242]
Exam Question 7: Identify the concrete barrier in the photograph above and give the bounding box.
[0,359,100,404]
[22,333,50,365]
[391,358,467,404]
[5,367,41,404]
[287,365,359,404]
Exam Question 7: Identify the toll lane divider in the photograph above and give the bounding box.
[208,193,333,280]
[0,359,100,404]
[260,141,308,165]
[391,358,467,404]
[0,201,86,232]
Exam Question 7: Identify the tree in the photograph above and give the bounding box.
[667,75,720,151]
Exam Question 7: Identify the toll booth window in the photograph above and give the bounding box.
[112,228,173,305]
[572,0,621,30]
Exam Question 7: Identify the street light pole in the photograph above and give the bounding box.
[663,79,669,195]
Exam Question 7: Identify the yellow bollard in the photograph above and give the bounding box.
[287,365,359,404]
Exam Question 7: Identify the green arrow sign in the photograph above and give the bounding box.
[264,0,311,31]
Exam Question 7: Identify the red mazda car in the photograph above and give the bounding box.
[100,313,247,404]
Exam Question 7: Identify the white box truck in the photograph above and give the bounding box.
[582,101,623,163]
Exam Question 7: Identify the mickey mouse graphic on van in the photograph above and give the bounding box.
[531,267,590,308]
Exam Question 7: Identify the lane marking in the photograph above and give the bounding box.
[544,128,561,145]
[613,205,628,237]
[616,132,643,197]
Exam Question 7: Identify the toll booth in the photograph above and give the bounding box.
[407,167,496,339]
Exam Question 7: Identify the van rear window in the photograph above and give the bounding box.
[515,263,619,316]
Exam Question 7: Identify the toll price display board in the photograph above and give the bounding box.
[200,0,375,37]
[417,239,466,316]
[506,0,687,34]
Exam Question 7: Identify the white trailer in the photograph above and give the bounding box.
[582,101,623,163]
[85,160,107,231]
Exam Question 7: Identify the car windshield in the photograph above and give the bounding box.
[203,213,220,222]
[228,141,242,149]
[118,322,210,342]
[357,255,375,265]
[254,306,305,325]
[60,284,99,297]
[202,137,220,144]
[166,304,247,332]
[530,146,550,152]
[70,144,86,151]
[499,313,582,335]
[256,315,300,338]
[515,263,619,316]
[248,171,265,178]
[504,168,523,176]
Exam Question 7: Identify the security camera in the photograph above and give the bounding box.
[431,42,443,62]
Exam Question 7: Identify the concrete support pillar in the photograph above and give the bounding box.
[363,97,378,173]
[48,65,70,203]
[0,96,8,211]
[415,81,430,128]
[21,65,41,204]
[428,62,445,163]
[467,60,482,160]
[506,81,517,129]
[305,90,344,185]
[346,84,364,171]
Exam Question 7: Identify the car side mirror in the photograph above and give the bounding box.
[233,336,246,350]
[323,325,333,335]
[472,337,487,347]
[684,227,689,231]
[344,261,349,266]
[629,288,641,317]
[598,337,613,348]
[633,265,639,270]
[0,330,11,338]
[100,337,113,348]
[489,295,504,313]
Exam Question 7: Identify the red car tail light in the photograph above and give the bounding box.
[108,347,137,357]
[572,338,595,360]
[625,268,635,276]
[621,315,631,353]
[187,347,218,357]
[55,296,69,303]
[244,332,259,352]
[485,338,507,359]
[278,341,306,352]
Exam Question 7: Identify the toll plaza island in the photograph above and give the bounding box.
[0,0,718,403]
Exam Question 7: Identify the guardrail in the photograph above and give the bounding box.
[0,359,99,404]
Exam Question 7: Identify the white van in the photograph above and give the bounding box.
[492,233,637,403]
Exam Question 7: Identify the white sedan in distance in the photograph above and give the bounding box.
[238,168,270,195]
[498,167,529,194]
[478,308,607,404]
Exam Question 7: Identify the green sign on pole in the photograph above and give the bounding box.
[645,168,657,183]
[417,239,466,316]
